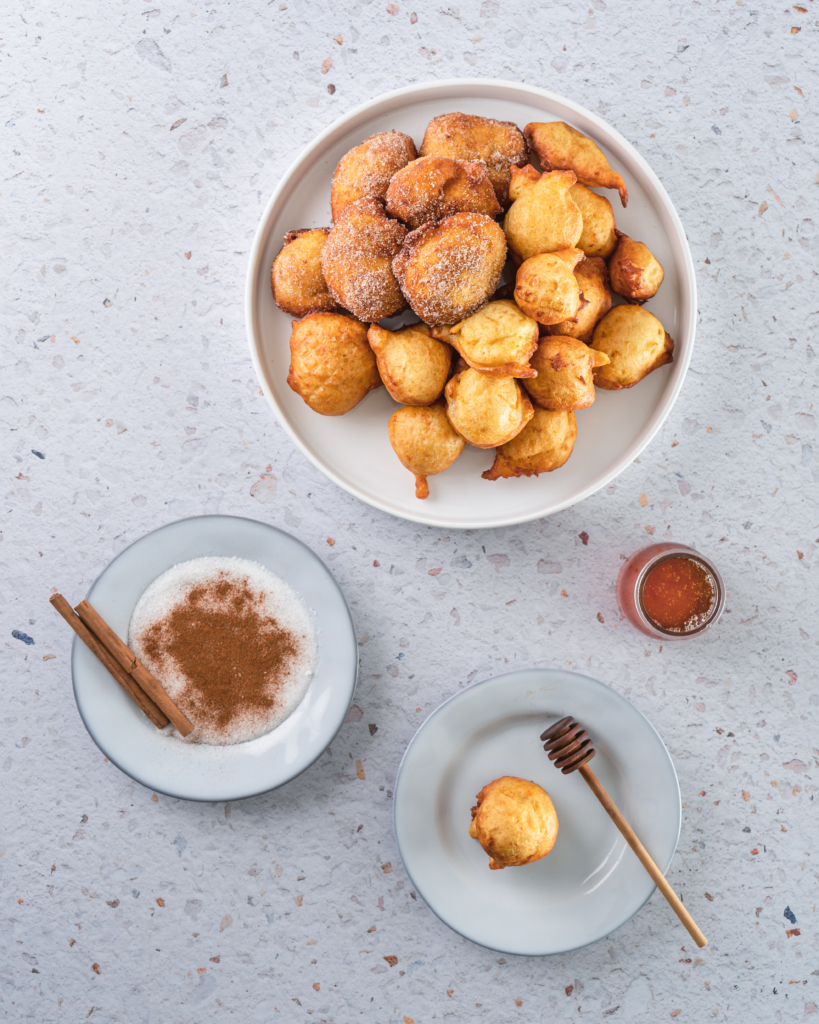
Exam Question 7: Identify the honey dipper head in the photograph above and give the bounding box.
[540,716,596,773]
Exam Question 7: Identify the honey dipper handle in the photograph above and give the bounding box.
[579,764,708,948]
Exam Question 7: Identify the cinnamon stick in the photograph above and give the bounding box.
[49,593,168,729]
[74,599,194,737]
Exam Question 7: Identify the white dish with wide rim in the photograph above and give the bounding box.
[246,79,696,529]
[393,669,681,956]
[71,516,357,802]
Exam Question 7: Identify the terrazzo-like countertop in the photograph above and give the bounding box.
[2,1,817,1021]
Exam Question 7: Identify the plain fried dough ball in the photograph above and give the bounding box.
[590,305,674,390]
[287,312,382,416]
[468,776,559,869]
[444,367,533,449]
[270,228,340,318]
[388,401,465,499]
[482,407,577,480]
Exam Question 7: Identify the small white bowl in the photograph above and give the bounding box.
[393,669,681,955]
[246,79,696,529]
[71,516,357,802]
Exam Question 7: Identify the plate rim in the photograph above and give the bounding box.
[70,513,358,802]
[392,667,682,956]
[245,77,697,529]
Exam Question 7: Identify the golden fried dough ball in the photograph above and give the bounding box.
[542,256,612,343]
[270,228,340,318]
[569,184,617,259]
[514,248,586,326]
[504,167,583,262]
[608,231,665,303]
[322,198,407,322]
[367,323,452,406]
[590,305,674,390]
[468,777,559,869]
[330,130,417,221]
[444,367,533,449]
[392,212,507,327]
[431,300,538,378]
[388,401,465,499]
[525,121,628,207]
[523,335,610,411]
[420,112,528,207]
[287,313,382,415]
[482,407,577,480]
[385,155,501,230]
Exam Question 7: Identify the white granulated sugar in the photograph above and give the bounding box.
[128,556,317,746]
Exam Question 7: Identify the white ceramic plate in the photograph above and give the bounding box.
[246,79,696,529]
[71,516,357,802]
[393,669,681,955]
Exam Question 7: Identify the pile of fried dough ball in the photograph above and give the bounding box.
[273,114,674,499]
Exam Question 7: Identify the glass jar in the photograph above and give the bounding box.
[615,542,725,640]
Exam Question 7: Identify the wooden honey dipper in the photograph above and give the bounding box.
[541,716,707,948]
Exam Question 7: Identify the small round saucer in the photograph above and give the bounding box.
[393,669,680,955]
[71,515,357,801]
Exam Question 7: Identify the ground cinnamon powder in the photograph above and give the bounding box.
[141,575,302,736]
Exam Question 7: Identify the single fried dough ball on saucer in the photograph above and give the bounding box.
[524,335,610,411]
[514,248,586,326]
[420,112,528,207]
[368,323,452,406]
[270,228,340,318]
[322,198,407,322]
[524,121,628,207]
[287,313,381,416]
[504,167,583,262]
[431,300,539,378]
[388,401,465,499]
[542,256,612,343]
[608,231,665,303]
[468,776,559,869]
[392,212,507,327]
[385,155,501,230]
[590,305,674,390]
[444,367,533,449]
[569,184,617,259]
[330,130,417,221]
[482,408,577,480]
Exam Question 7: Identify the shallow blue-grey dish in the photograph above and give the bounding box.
[394,669,681,955]
[71,515,357,802]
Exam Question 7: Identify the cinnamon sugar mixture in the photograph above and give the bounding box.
[129,558,316,745]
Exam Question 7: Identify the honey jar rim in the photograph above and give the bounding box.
[633,546,725,639]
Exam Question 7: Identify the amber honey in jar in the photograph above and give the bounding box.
[616,543,725,640]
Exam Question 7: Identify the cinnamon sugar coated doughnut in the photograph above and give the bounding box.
[392,212,506,326]
[322,198,407,322]
[330,130,417,220]
[385,155,501,230]
[420,112,528,207]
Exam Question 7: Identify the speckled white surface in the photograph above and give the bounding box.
[1,2,817,1021]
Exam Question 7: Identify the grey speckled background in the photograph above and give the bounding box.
[1,1,818,1021]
